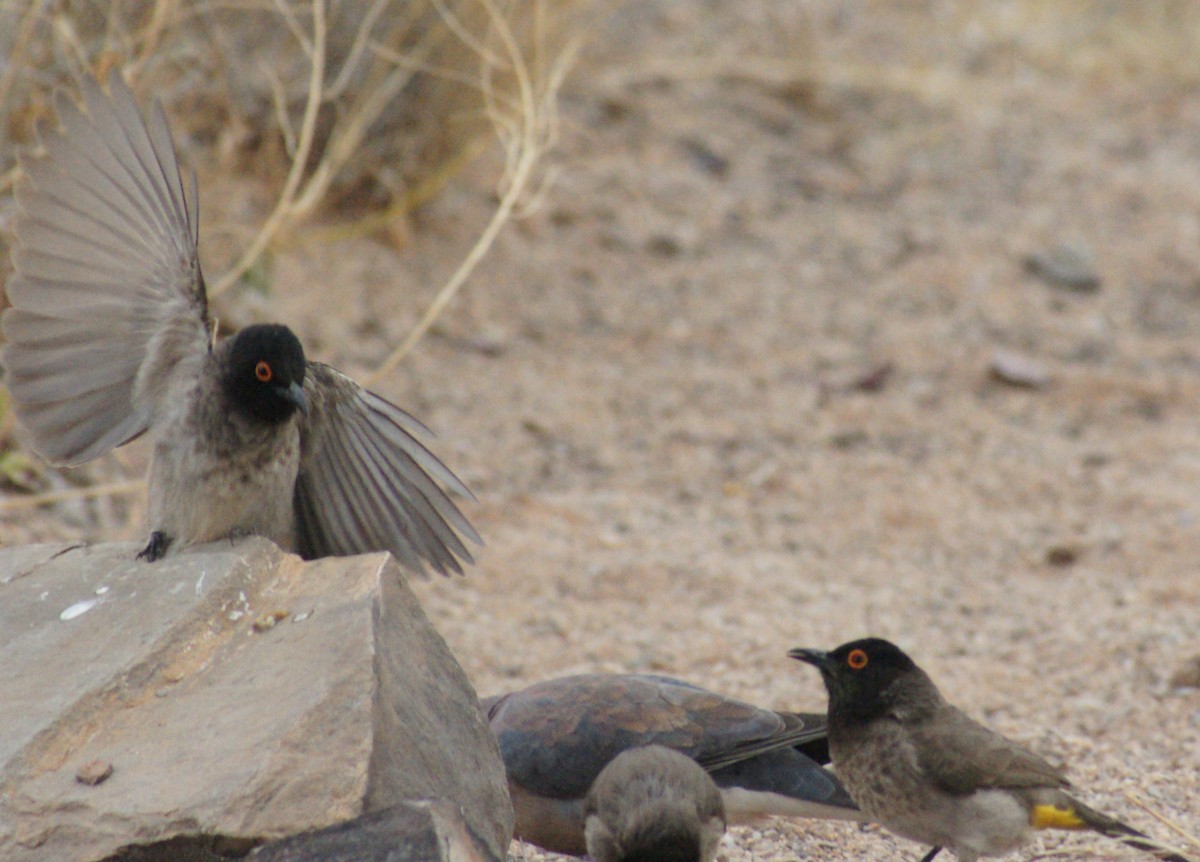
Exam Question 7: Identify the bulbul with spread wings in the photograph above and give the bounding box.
[2,73,480,576]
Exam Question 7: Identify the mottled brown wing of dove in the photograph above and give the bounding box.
[294,363,481,576]
[2,73,210,466]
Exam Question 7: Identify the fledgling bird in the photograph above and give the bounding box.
[1,73,480,575]
[584,745,726,862]
[790,638,1193,862]
[481,672,865,856]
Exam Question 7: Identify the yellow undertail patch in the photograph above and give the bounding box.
[1031,804,1086,830]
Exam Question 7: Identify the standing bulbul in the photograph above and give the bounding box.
[584,745,726,862]
[790,638,1192,862]
[1,73,480,574]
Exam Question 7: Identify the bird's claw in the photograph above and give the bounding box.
[137,531,171,562]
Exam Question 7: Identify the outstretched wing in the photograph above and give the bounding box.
[2,72,209,465]
[293,362,480,576]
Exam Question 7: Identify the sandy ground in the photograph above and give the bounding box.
[4,2,1200,861]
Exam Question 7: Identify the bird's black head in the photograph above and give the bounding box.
[619,831,702,862]
[220,324,308,424]
[789,638,924,727]
[615,807,706,862]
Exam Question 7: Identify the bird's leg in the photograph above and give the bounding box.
[222,527,261,552]
[919,848,943,862]
[137,531,172,562]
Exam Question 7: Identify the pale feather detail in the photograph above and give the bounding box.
[294,362,480,576]
[2,72,209,465]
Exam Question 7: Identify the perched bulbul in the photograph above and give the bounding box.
[790,638,1193,862]
[1,73,480,575]
[584,745,726,862]
[481,672,865,856]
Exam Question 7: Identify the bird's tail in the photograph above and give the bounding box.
[1035,795,1195,862]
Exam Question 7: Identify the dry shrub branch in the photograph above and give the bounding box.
[0,0,579,515]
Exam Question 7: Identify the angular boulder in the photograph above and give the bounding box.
[0,539,511,862]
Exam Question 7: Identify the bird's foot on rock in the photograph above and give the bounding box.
[137,531,171,562]
[224,528,258,549]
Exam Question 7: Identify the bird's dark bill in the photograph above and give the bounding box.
[788,648,832,670]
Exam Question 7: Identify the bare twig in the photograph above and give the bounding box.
[325,0,393,99]
[289,135,489,248]
[428,0,505,70]
[367,0,578,384]
[0,2,44,133]
[208,0,328,298]
[287,51,430,219]
[1125,791,1200,855]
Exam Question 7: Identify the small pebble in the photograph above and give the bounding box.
[1024,242,1101,292]
[252,610,290,632]
[645,233,683,257]
[462,328,509,357]
[828,429,869,450]
[1168,655,1200,690]
[679,136,730,178]
[851,362,894,393]
[60,598,100,621]
[990,349,1051,389]
[76,760,113,786]
[1045,544,1080,567]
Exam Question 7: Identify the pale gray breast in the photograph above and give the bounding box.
[831,721,931,835]
[147,369,301,549]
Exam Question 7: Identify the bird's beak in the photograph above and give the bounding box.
[282,381,309,415]
[788,647,832,670]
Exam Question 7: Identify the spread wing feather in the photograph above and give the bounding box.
[294,363,480,576]
[1,72,209,466]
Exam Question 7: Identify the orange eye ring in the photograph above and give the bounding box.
[255,360,273,382]
[847,649,868,670]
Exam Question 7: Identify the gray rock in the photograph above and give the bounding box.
[988,349,1051,389]
[249,801,501,862]
[0,539,511,862]
[1024,241,1101,292]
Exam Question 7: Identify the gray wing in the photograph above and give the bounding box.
[2,72,209,465]
[294,362,480,576]
[486,673,821,801]
[912,704,1070,796]
[708,747,859,812]
[693,710,829,772]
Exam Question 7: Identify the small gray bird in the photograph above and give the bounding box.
[584,745,726,862]
[790,638,1192,862]
[481,672,865,856]
[1,73,480,575]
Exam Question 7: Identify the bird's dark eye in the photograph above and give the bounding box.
[255,360,273,382]
[847,649,868,670]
